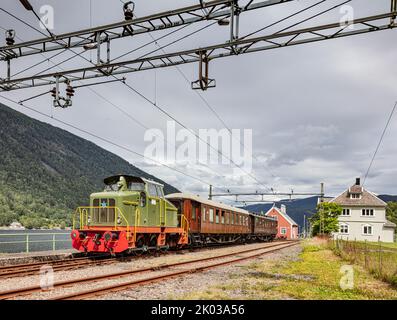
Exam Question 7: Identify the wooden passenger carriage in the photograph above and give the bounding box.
[166,193,277,245]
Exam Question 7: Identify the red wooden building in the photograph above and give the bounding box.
[265,205,299,240]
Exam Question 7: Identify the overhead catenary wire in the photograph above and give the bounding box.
[363,101,397,186]
[0,7,237,194]
[1,1,354,196]
[240,0,327,40]
[4,1,313,194]
[0,24,234,194]
[0,93,224,191]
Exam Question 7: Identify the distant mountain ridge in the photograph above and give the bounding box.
[0,103,179,228]
[243,195,397,229]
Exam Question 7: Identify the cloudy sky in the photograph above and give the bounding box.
[0,0,396,204]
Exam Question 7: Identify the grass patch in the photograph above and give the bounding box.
[177,240,397,300]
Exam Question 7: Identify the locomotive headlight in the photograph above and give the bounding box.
[87,217,91,224]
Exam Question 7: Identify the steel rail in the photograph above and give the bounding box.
[1,12,395,91]
[51,242,299,300]
[0,255,101,272]
[0,256,118,279]
[0,0,292,60]
[0,241,297,300]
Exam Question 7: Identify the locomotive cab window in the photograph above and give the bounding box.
[148,183,157,197]
[128,182,145,191]
[155,185,164,198]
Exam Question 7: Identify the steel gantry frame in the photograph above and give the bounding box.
[0,0,396,92]
[0,0,292,61]
[209,183,326,203]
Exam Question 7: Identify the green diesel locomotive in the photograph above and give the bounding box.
[71,175,189,254]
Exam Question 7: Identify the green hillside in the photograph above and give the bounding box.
[0,103,178,229]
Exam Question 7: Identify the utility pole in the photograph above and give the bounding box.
[320,182,324,203]
[208,185,213,200]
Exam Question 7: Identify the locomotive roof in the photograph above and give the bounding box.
[104,175,164,187]
[166,193,251,215]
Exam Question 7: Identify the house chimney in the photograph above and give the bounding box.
[355,177,361,185]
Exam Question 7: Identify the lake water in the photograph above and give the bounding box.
[0,230,71,254]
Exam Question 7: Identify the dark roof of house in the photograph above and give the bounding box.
[330,184,387,207]
[349,185,363,194]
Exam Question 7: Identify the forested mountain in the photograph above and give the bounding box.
[0,103,178,228]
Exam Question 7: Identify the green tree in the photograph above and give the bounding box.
[386,202,397,226]
[310,202,342,236]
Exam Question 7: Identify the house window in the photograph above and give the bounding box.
[361,209,374,216]
[339,224,349,234]
[280,227,287,235]
[363,225,373,235]
[342,209,350,216]
[350,194,361,199]
[209,208,214,223]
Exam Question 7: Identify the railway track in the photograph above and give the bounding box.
[0,255,116,279]
[0,241,284,279]
[0,241,299,300]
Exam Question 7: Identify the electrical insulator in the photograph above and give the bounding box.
[5,30,15,46]
[50,87,58,98]
[65,85,75,97]
[123,1,135,20]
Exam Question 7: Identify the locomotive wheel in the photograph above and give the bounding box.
[149,234,158,253]
[135,235,145,256]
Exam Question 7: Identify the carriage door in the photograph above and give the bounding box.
[190,201,200,232]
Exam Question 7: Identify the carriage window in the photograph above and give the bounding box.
[225,212,229,224]
[148,183,157,197]
[202,206,206,222]
[236,214,239,225]
[192,206,196,220]
[216,209,220,223]
[231,212,234,225]
[209,208,214,222]
[221,211,225,224]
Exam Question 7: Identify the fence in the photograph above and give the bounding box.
[0,233,70,254]
[330,237,397,286]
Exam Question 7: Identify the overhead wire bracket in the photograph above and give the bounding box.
[191,50,216,90]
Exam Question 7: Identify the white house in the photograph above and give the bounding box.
[330,178,396,242]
